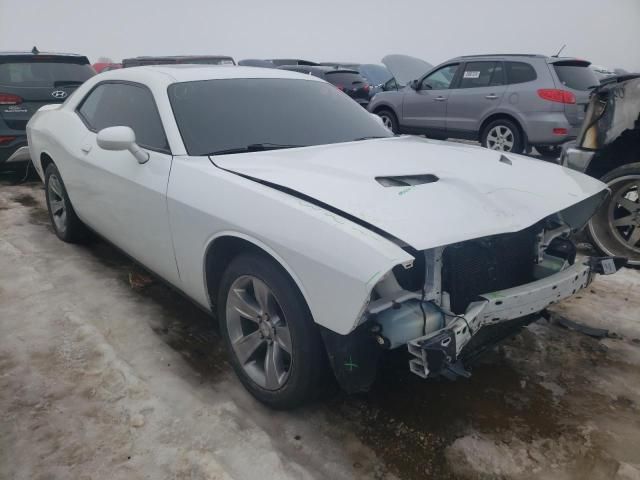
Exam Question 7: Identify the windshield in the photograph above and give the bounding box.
[358,64,393,86]
[553,64,600,90]
[0,61,94,87]
[168,78,392,156]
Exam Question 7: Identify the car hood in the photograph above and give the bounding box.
[212,136,608,251]
[381,54,433,86]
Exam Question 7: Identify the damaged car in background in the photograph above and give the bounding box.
[562,74,640,266]
[27,65,625,409]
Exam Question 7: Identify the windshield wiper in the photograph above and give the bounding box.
[208,143,305,156]
[353,136,392,141]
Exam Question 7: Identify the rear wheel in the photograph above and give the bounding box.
[375,109,398,133]
[481,119,523,154]
[217,251,328,408]
[587,163,640,266]
[44,163,89,243]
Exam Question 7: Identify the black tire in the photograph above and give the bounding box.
[217,251,328,409]
[44,163,89,243]
[481,118,524,154]
[587,162,640,267]
[535,145,561,158]
[375,108,398,134]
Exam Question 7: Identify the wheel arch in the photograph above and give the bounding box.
[478,111,527,145]
[203,232,312,317]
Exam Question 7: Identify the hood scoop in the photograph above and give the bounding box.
[376,174,439,187]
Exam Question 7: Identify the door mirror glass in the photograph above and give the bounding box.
[410,79,420,90]
[97,126,149,164]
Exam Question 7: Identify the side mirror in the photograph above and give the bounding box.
[410,79,419,90]
[96,126,149,164]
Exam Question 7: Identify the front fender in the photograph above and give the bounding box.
[167,156,414,335]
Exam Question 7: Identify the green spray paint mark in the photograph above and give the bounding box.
[344,356,359,371]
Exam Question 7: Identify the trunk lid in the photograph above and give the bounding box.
[213,136,607,250]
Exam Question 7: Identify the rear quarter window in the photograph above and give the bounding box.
[505,62,537,84]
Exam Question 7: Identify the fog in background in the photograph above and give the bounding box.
[1,0,639,72]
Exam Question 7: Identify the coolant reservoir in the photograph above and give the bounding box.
[375,301,444,349]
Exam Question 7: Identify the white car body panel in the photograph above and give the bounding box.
[26,65,609,339]
[214,136,607,251]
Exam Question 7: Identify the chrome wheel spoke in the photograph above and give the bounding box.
[50,199,64,216]
[252,278,272,314]
[628,227,640,247]
[613,215,635,227]
[233,330,265,364]
[49,176,62,197]
[264,343,284,389]
[229,288,261,321]
[275,325,292,354]
[618,197,639,213]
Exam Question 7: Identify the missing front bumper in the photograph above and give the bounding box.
[407,256,624,379]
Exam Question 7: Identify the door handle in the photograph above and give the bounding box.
[485,94,498,100]
[434,96,447,102]
[81,144,92,154]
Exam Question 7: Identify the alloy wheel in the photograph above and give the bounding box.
[225,275,293,390]
[47,174,67,234]
[379,113,395,132]
[486,125,515,152]
[607,177,640,253]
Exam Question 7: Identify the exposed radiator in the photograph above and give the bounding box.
[442,226,539,314]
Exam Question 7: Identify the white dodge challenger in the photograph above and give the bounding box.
[27,65,624,408]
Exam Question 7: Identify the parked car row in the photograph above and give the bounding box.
[3,48,638,266]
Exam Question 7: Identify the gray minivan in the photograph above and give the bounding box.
[368,54,600,156]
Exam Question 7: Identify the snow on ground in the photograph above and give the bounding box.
[1,177,639,479]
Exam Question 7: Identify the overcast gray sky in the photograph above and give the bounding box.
[1,0,639,71]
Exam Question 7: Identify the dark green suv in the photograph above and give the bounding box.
[0,49,95,168]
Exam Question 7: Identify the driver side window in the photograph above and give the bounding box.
[420,64,460,90]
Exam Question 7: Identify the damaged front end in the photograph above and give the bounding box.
[323,191,626,393]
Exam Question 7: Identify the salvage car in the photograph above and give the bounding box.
[1,48,95,169]
[561,74,640,266]
[369,54,599,157]
[27,65,624,408]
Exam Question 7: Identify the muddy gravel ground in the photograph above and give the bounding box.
[1,172,639,480]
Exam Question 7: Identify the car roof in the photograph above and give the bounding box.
[0,51,87,58]
[448,54,589,65]
[94,65,327,85]
[123,55,233,61]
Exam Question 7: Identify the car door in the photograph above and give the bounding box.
[401,63,460,135]
[446,61,507,137]
[71,81,180,285]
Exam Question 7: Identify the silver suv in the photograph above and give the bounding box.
[368,54,600,156]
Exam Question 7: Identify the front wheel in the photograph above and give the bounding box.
[481,119,523,154]
[587,163,640,266]
[375,109,398,133]
[217,251,328,408]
